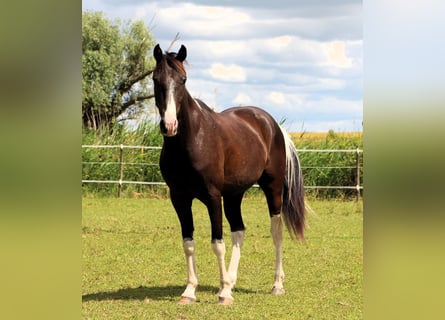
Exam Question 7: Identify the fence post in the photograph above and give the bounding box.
[118,144,124,198]
[355,148,361,201]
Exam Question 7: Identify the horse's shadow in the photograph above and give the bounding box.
[82,285,259,302]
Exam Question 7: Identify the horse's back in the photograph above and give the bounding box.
[220,106,284,152]
[216,106,286,191]
[221,106,277,128]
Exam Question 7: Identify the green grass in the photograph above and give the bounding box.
[82,197,363,319]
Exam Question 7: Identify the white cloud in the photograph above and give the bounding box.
[208,63,246,82]
[155,3,252,39]
[302,97,362,119]
[324,40,353,68]
[233,92,252,106]
[266,35,292,50]
[82,0,363,132]
[267,91,286,104]
[317,78,346,89]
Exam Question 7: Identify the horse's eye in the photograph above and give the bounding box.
[181,76,187,84]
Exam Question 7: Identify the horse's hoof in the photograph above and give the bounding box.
[218,296,234,305]
[271,287,285,295]
[178,296,196,305]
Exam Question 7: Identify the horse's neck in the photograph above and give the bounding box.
[179,91,212,137]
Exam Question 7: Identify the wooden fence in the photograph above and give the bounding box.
[82,145,363,199]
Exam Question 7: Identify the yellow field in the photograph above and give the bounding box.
[290,131,363,142]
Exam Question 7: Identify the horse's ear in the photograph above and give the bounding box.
[153,44,163,63]
[176,45,187,62]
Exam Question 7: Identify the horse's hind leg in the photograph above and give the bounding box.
[259,175,286,295]
[223,193,246,289]
[270,214,285,295]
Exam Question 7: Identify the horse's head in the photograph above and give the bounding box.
[153,44,188,137]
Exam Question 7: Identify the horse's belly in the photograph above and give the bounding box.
[223,160,264,190]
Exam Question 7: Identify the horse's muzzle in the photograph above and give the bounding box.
[160,119,178,137]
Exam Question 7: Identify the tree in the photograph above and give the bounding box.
[82,11,156,130]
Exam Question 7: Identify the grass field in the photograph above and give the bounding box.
[82,197,363,319]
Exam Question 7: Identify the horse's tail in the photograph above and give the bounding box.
[280,127,306,240]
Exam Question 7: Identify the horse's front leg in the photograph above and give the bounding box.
[223,193,246,290]
[180,238,198,304]
[171,192,198,304]
[206,192,234,305]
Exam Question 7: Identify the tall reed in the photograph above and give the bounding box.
[293,130,363,199]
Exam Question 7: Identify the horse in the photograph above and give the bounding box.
[152,44,306,305]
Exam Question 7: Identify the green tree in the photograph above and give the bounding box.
[82,11,156,130]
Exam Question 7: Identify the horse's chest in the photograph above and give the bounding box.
[159,149,205,191]
[160,153,188,182]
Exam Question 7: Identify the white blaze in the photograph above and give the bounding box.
[164,79,177,126]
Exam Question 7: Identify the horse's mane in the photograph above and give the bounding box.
[164,52,187,76]
[159,51,213,113]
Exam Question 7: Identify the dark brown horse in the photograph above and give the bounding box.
[152,44,305,305]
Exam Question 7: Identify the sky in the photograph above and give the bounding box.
[82,0,362,132]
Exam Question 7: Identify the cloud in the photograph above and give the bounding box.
[129,1,362,42]
[233,92,252,106]
[266,35,292,49]
[302,97,362,120]
[208,63,246,82]
[267,91,286,104]
[82,0,363,132]
[153,3,253,40]
[325,40,353,68]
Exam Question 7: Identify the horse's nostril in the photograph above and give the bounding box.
[160,119,178,137]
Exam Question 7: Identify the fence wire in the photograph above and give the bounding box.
[82,145,363,198]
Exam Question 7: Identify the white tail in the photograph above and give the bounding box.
[279,127,306,239]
